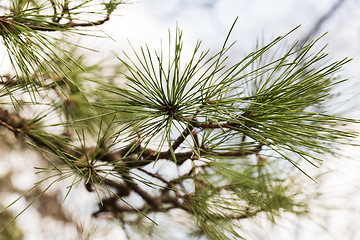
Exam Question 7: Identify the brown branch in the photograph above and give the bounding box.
[1,1,114,32]
[100,143,262,169]
[209,208,262,220]
[137,168,190,208]
[0,107,28,135]
[186,117,238,130]
[49,0,58,22]
[121,173,160,209]
[156,145,262,165]
[137,168,169,185]
[52,1,69,23]
[19,13,111,32]
[205,145,262,157]
[93,199,186,217]
[94,185,191,217]
[171,125,194,151]
[102,179,130,197]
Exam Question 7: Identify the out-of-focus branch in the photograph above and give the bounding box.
[299,0,347,46]
[0,107,28,135]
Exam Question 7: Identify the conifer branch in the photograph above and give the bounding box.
[0,4,357,238]
[0,107,28,134]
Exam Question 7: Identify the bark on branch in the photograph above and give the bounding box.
[0,107,28,134]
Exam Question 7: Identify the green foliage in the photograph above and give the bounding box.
[97,19,355,165]
[190,160,308,239]
[0,1,358,240]
[0,0,123,101]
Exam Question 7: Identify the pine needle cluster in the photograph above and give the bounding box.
[0,1,358,239]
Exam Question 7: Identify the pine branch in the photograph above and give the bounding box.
[1,0,124,32]
[11,13,112,32]
[0,107,28,135]
[0,106,266,223]
[0,6,358,239]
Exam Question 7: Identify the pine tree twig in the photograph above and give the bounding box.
[100,142,262,169]
[203,145,262,157]
[137,168,169,185]
[19,17,111,31]
[1,0,116,33]
[121,172,160,209]
[49,0,58,22]
[91,167,192,217]
[102,178,130,197]
[94,188,191,217]
[0,16,14,32]
[184,117,239,130]
[171,125,195,152]
[3,9,113,32]
[209,209,262,221]
[1,73,68,101]
[93,200,183,216]
[136,168,191,208]
[0,107,28,135]
[0,73,45,88]
[52,1,69,23]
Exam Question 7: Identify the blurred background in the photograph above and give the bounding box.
[1,0,360,239]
